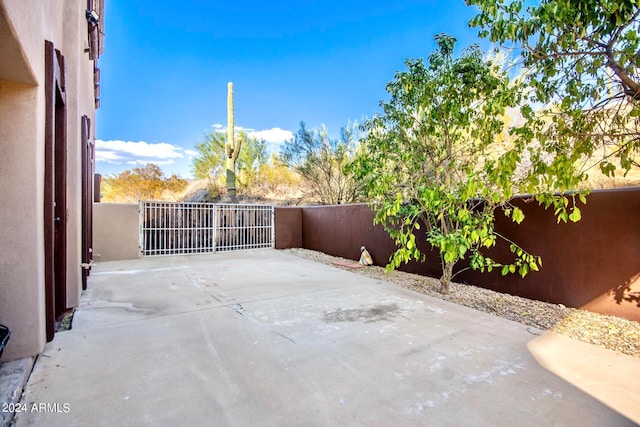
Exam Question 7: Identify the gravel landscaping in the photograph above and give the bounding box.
[283,248,640,358]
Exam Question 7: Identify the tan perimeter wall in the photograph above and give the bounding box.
[275,188,640,322]
[93,203,141,262]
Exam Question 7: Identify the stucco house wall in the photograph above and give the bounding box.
[0,0,102,360]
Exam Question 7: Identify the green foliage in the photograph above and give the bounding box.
[102,163,188,203]
[191,130,267,191]
[257,155,302,195]
[279,122,362,205]
[236,136,267,189]
[192,131,225,179]
[353,34,552,293]
[467,0,640,186]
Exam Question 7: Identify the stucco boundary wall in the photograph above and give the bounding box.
[274,187,640,322]
[93,203,140,262]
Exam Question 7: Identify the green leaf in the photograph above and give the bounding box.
[568,207,581,222]
[458,245,468,258]
[511,207,524,224]
[519,264,528,278]
[557,211,568,223]
[407,235,416,250]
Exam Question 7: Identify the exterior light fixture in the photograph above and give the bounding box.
[86,9,99,26]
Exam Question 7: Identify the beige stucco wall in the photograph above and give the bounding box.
[93,204,141,262]
[0,0,98,360]
[0,80,47,360]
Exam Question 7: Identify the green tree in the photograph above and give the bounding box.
[280,122,361,205]
[354,34,550,293]
[102,163,188,203]
[192,130,267,190]
[257,154,302,195]
[467,0,640,185]
[237,136,268,189]
[192,131,225,179]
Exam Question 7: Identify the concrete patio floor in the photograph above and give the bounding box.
[13,249,639,426]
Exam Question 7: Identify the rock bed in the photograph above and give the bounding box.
[283,248,640,358]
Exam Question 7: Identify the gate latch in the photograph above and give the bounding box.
[81,261,96,270]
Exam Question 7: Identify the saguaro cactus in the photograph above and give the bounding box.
[225,82,243,197]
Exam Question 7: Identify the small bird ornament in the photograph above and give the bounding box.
[359,246,373,266]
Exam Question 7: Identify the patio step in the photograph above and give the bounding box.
[0,357,35,427]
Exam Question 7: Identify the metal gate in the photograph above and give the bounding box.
[139,201,274,256]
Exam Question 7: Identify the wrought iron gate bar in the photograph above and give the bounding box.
[139,201,274,256]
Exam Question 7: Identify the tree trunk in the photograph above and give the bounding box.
[440,261,454,294]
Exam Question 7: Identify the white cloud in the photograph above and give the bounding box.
[95,150,124,163]
[215,125,256,134]
[207,125,294,145]
[95,139,185,169]
[247,127,293,144]
[184,149,199,157]
[127,159,176,166]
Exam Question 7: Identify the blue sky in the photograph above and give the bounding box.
[96,0,488,179]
